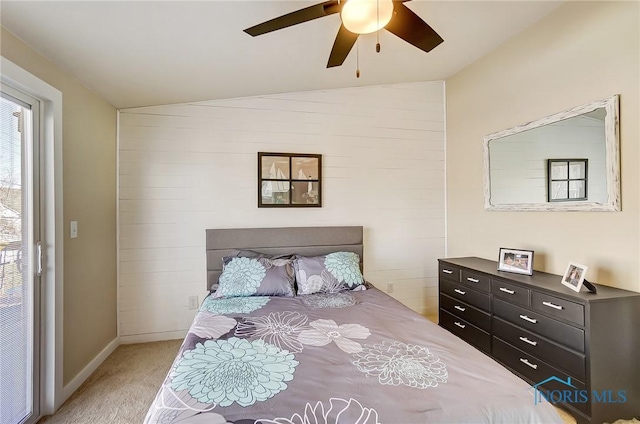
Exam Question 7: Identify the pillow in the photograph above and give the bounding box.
[227,249,293,260]
[294,252,365,295]
[213,256,295,298]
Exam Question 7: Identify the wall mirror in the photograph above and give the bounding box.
[258,152,322,208]
[483,95,620,211]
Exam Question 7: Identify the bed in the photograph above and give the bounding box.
[144,226,562,423]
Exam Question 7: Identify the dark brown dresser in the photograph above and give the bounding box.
[438,257,640,424]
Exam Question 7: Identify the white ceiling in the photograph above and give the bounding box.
[1,1,563,109]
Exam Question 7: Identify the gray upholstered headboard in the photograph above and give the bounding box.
[206,226,363,291]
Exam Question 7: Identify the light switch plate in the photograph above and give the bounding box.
[70,221,78,239]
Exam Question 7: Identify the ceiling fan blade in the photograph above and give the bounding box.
[385,2,443,53]
[327,25,359,68]
[244,1,341,36]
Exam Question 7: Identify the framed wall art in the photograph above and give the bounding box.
[258,152,322,208]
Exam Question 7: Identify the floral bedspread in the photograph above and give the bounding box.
[144,287,562,424]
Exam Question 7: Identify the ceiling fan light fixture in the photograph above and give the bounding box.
[340,0,394,35]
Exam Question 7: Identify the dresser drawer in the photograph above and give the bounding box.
[439,262,461,282]
[492,317,586,380]
[440,310,490,353]
[531,292,584,326]
[492,338,589,414]
[493,298,585,352]
[440,293,491,332]
[440,279,491,312]
[461,270,491,293]
[492,279,530,306]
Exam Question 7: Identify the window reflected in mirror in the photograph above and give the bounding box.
[548,159,588,202]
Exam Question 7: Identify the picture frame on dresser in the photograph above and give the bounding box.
[497,247,534,275]
[561,262,588,293]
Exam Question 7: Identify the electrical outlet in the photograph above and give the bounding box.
[386,282,394,294]
[188,295,199,310]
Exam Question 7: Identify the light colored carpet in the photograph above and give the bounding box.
[38,340,182,424]
[38,339,580,424]
[556,406,577,424]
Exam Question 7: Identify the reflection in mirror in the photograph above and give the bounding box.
[548,159,588,202]
[483,95,619,211]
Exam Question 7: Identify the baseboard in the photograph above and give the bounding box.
[62,336,120,402]
[119,330,187,344]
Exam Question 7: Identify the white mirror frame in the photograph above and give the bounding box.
[483,95,620,211]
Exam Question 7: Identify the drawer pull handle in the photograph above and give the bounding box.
[454,321,466,329]
[519,314,537,324]
[454,289,466,295]
[467,277,480,283]
[542,301,563,310]
[442,269,454,274]
[520,358,538,369]
[499,287,515,295]
[519,336,538,346]
[454,305,466,312]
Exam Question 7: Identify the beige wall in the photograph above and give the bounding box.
[446,1,639,292]
[1,28,118,384]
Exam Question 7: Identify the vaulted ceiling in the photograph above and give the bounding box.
[1,1,563,109]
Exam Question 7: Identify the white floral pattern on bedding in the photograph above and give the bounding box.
[188,312,237,339]
[352,340,448,389]
[298,319,371,354]
[146,383,219,424]
[297,269,344,295]
[257,397,381,424]
[145,288,563,424]
[234,311,308,353]
[301,292,356,309]
[294,252,365,295]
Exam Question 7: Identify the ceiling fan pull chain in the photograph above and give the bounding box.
[356,38,360,78]
[376,0,381,53]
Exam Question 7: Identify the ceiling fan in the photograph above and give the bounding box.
[244,0,444,69]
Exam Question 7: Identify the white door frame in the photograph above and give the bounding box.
[1,82,42,424]
[1,56,64,415]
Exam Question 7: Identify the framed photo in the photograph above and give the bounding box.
[561,262,588,293]
[497,248,534,275]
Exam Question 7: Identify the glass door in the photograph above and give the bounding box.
[0,84,41,424]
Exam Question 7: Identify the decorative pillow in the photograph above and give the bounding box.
[214,256,295,298]
[294,252,365,295]
[227,249,293,261]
